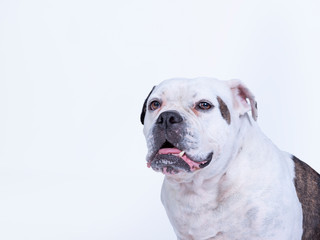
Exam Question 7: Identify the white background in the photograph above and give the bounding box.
[1,0,320,239]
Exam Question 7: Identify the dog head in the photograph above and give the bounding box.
[141,78,257,178]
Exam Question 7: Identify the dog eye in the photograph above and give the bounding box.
[197,101,212,110]
[149,100,161,111]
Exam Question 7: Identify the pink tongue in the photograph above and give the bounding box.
[158,148,181,155]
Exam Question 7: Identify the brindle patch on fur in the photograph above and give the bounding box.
[217,96,231,125]
[292,155,320,240]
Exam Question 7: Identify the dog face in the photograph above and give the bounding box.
[141,78,257,178]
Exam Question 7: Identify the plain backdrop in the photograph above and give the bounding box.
[1,0,320,239]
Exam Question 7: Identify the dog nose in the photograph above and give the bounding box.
[156,111,183,128]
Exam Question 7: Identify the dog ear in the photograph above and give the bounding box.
[228,80,258,121]
[140,86,156,125]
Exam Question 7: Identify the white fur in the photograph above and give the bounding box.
[143,78,303,240]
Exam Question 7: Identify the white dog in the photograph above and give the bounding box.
[140,78,320,240]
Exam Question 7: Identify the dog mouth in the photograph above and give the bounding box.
[147,141,213,175]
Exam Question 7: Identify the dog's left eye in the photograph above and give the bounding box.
[197,101,212,110]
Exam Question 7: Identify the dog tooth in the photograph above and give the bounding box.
[179,151,185,157]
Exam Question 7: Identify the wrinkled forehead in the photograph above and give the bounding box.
[151,78,232,104]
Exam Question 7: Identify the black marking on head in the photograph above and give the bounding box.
[217,96,231,125]
[140,86,156,125]
[292,155,320,239]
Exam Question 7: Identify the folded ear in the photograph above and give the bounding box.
[228,80,258,121]
[140,86,156,125]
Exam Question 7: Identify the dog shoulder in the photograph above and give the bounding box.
[292,155,320,239]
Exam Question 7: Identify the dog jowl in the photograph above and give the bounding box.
[140,78,320,240]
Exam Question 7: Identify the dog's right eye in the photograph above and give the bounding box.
[149,100,161,111]
[197,101,213,111]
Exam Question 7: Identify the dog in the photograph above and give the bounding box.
[140,78,320,240]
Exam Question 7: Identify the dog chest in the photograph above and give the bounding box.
[161,159,303,240]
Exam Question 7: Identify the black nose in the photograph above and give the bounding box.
[156,111,183,128]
